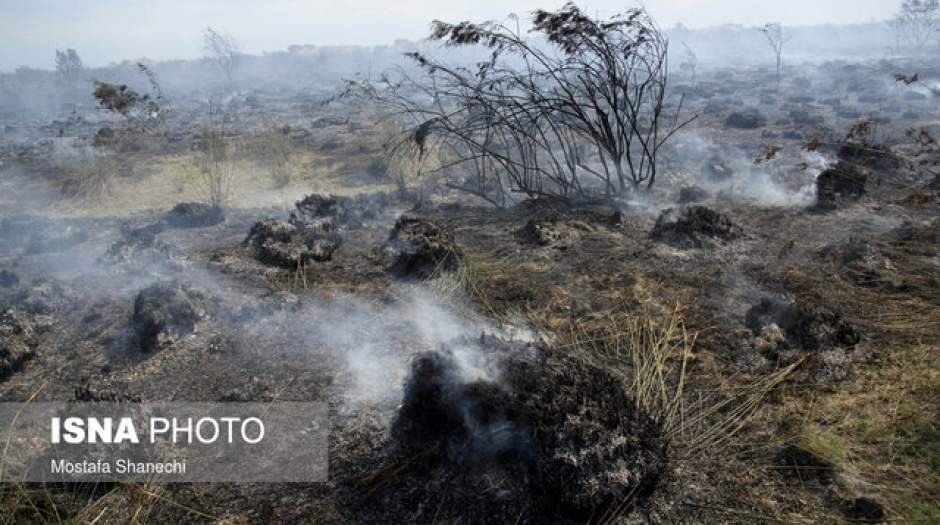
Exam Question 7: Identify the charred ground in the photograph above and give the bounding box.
[0,34,938,525]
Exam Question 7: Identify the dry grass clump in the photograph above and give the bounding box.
[560,303,692,435]
[429,249,514,320]
[55,154,124,203]
[550,300,802,455]
[267,259,311,294]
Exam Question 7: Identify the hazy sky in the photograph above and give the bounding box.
[1,0,896,72]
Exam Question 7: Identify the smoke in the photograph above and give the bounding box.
[2,129,487,419]
[2,186,519,420]
[248,286,513,413]
[732,157,823,207]
[666,129,828,208]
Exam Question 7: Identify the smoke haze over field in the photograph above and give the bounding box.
[1,0,895,71]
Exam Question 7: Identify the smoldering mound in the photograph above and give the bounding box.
[345,334,667,523]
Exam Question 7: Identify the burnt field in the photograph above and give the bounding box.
[1,4,939,524]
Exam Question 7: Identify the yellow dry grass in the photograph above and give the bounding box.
[0,148,396,220]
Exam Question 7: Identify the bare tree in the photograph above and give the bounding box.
[341,3,694,204]
[757,23,790,84]
[54,49,83,81]
[895,0,940,52]
[203,26,241,82]
[194,124,234,209]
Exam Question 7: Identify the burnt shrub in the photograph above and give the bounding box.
[132,281,212,352]
[725,109,767,129]
[387,337,666,521]
[165,202,224,228]
[650,206,741,248]
[814,162,866,210]
[243,219,338,268]
[384,217,463,279]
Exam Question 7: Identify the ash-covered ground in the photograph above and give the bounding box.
[1,8,939,524]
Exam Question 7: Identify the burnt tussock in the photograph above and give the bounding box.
[650,206,742,248]
[132,280,213,352]
[354,335,666,522]
[384,216,463,279]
